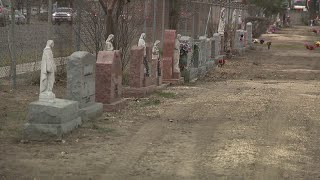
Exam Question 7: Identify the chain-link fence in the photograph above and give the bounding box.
[0,0,248,88]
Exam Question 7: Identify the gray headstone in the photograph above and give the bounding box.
[213,33,221,58]
[206,38,212,61]
[199,36,207,66]
[67,51,103,121]
[234,30,241,50]
[246,22,253,45]
[67,51,96,108]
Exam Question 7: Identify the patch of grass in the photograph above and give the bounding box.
[156,91,176,99]
[5,111,27,121]
[90,123,116,133]
[272,44,304,50]
[141,98,161,107]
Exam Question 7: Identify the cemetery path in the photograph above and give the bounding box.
[1,26,320,179]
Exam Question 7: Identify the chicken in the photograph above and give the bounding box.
[266,42,272,50]
[218,59,226,67]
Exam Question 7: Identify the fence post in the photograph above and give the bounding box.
[144,0,147,33]
[48,0,53,39]
[75,0,82,51]
[161,0,165,46]
[152,0,157,43]
[10,0,17,89]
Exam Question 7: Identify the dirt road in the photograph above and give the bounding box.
[1,26,320,179]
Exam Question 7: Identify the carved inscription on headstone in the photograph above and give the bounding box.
[67,51,96,108]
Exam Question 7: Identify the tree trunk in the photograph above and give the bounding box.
[169,0,180,30]
[27,0,31,24]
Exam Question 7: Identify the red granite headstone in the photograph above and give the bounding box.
[244,31,248,47]
[163,30,176,58]
[124,45,163,98]
[129,46,144,88]
[96,50,126,112]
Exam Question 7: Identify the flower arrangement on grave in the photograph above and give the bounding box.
[312,29,320,34]
[179,41,192,71]
[180,41,192,55]
[305,43,315,50]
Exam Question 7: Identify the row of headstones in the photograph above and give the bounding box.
[23,23,253,141]
[23,29,185,140]
[179,22,253,82]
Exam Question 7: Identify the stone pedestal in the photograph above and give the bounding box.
[96,51,127,112]
[67,51,103,121]
[24,99,82,140]
[162,56,183,85]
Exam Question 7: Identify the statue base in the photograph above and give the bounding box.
[23,98,82,141]
[39,92,56,102]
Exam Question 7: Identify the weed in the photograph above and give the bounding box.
[141,99,161,107]
[156,91,176,99]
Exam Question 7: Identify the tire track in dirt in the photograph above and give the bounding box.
[98,119,167,179]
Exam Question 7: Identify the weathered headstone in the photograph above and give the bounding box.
[189,42,200,81]
[220,34,225,55]
[213,33,225,63]
[213,33,221,58]
[96,50,127,112]
[234,30,241,50]
[67,51,103,120]
[246,22,253,46]
[198,36,207,77]
[243,30,248,47]
[206,38,215,70]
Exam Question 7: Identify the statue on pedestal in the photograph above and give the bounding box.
[218,8,226,35]
[138,33,150,77]
[152,40,161,76]
[39,40,56,101]
[104,34,114,51]
[174,34,181,73]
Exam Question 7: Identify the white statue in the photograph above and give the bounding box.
[218,8,226,35]
[138,33,149,76]
[232,9,237,29]
[153,40,161,76]
[152,40,160,60]
[174,34,181,73]
[39,40,56,101]
[104,34,114,51]
[238,10,243,29]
